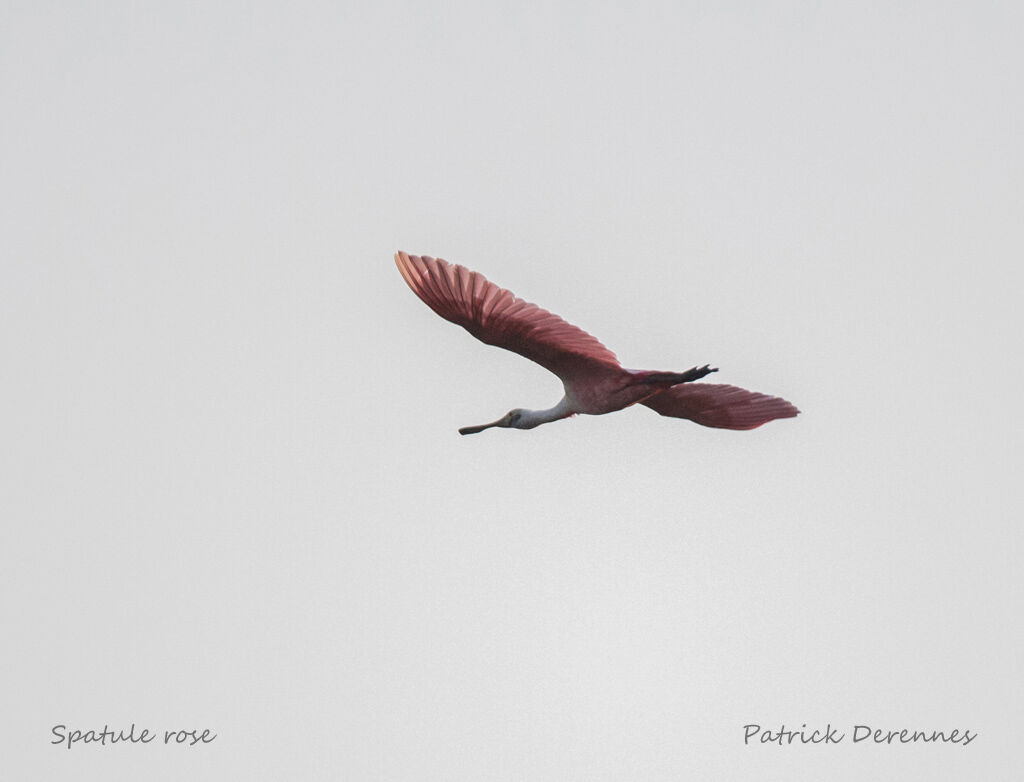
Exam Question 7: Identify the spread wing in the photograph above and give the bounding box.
[395,251,621,380]
[641,383,799,430]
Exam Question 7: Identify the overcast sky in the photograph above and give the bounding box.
[3,2,1022,780]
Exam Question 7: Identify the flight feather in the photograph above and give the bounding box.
[395,251,620,379]
[641,383,799,430]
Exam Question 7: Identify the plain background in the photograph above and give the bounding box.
[2,1,1021,780]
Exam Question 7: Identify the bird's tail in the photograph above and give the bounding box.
[629,365,718,386]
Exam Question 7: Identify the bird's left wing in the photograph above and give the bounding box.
[641,383,799,430]
[395,252,621,379]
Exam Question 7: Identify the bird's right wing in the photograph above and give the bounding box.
[395,252,621,380]
[641,383,799,430]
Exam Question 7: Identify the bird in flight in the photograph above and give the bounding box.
[395,251,798,435]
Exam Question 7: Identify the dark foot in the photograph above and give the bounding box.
[681,364,718,382]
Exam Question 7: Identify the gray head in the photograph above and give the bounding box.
[458,408,527,435]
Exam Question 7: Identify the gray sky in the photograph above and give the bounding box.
[3,1,1022,779]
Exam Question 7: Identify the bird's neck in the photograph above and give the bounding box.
[519,397,574,429]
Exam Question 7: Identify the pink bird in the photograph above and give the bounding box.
[395,251,799,435]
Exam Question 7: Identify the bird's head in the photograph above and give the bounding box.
[459,408,528,435]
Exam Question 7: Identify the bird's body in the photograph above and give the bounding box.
[394,251,798,435]
[561,369,703,417]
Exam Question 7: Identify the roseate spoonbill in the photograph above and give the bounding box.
[395,251,799,435]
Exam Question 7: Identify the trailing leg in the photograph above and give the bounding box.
[630,364,718,386]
